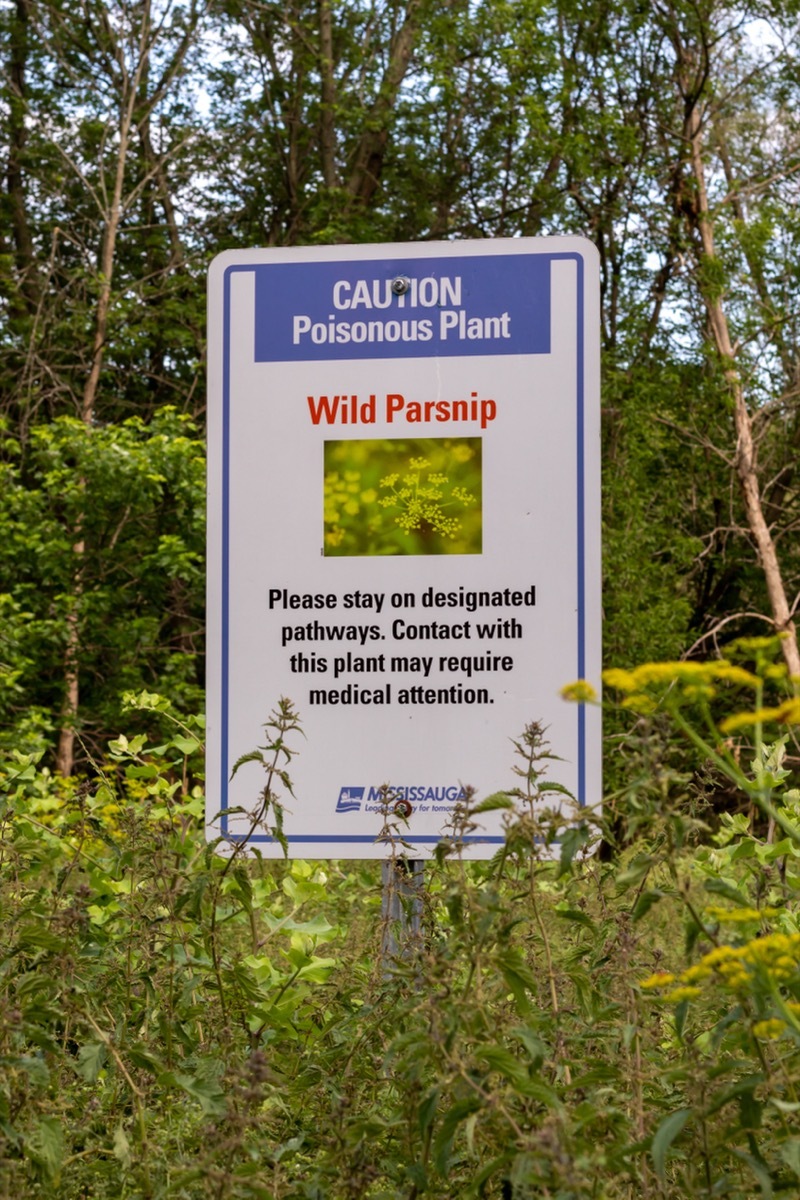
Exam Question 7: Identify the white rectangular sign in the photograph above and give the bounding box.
[207,238,600,858]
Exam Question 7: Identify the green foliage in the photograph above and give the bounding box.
[1,651,799,1196]
[0,409,205,763]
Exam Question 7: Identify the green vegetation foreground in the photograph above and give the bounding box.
[2,647,800,1198]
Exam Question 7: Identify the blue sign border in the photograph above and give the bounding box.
[216,251,587,847]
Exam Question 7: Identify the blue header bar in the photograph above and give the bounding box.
[253,254,551,361]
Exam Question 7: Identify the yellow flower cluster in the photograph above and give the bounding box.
[752,1018,785,1040]
[560,680,598,703]
[719,698,800,734]
[603,661,759,693]
[378,462,475,540]
[641,931,800,1001]
[599,657,800,732]
[705,906,779,923]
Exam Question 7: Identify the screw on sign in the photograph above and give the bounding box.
[393,798,413,819]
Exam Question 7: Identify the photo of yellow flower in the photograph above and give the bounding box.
[323,437,482,556]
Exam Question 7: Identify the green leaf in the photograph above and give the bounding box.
[172,735,200,755]
[27,1116,64,1185]
[553,904,596,932]
[113,1123,132,1168]
[780,1138,800,1178]
[16,924,63,952]
[632,889,665,922]
[14,1055,50,1087]
[558,822,591,874]
[127,1044,164,1075]
[495,949,537,1002]
[418,1088,439,1135]
[616,853,653,890]
[651,1108,691,1180]
[169,1072,227,1117]
[730,1148,773,1198]
[471,792,515,813]
[705,1073,763,1116]
[75,1041,107,1083]
[475,1043,529,1089]
[511,1027,546,1070]
[230,750,264,777]
[433,1097,482,1176]
[517,1076,561,1107]
[295,956,336,983]
[703,877,750,906]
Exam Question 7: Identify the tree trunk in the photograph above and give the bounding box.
[345,0,424,207]
[683,89,800,678]
[5,0,39,315]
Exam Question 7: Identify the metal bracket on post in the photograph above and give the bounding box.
[381,857,424,967]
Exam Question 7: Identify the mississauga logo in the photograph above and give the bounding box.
[335,785,467,813]
[335,787,364,813]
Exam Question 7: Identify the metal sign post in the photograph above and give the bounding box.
[381,858,425,966]
[206,238,601,862]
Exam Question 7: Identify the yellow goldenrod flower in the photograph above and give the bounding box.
[682,683,716,701]
[729,973,750,989]
[621,694,657,714]
[705,906,767,923]
[560,680,597,703]
[709,662,760,687]
[720,699,800,733]
[663,986,703,1003]
[602,668,637,692]
[640,971,676,990]
[752,1018,785,1040]
[680,963,712,983]
[700,944,742,966]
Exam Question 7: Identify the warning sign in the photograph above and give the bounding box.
[206,238,601,858]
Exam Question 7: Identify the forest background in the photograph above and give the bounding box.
[1,0,800,1195]
[1,0,800,768]
[2,0,799,771]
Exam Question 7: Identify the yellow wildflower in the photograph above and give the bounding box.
[640,972,676,990]
[560,680,597,703]
[680,963,712,983]
[742,933,797,963]
[720,699,800,734]
[705,906,768,923]
[602,668,637,692]
[709,662,760,687]
[728,973,750,989]
[700,944,742,967]
[729,636,778,653]
[630,662,710,688]
[752,1018,785,1040]
[663,986,703,1003]
[682,683,716,701]
[621,694,657,714]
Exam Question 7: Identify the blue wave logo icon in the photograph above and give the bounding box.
[336,787,364,813]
